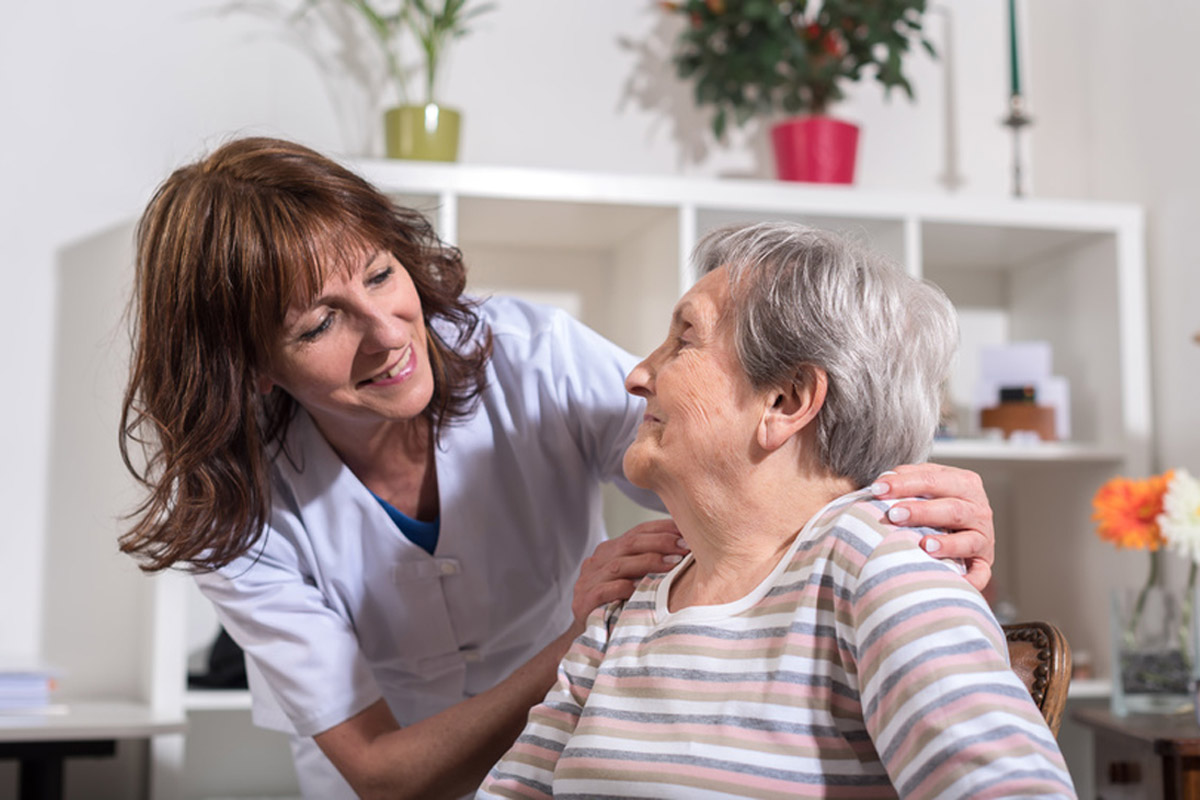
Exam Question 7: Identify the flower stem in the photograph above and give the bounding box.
[1181,561,1198,666]
[1127,550,1161,648]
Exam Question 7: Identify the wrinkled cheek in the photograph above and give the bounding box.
[622,437,653,489]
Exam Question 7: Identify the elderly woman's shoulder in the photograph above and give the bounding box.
[806,494,966,580]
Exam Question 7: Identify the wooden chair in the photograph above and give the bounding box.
[1004,621,1073,737]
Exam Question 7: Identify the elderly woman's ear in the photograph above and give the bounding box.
[757,366,827,452]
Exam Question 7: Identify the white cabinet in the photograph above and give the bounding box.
[349,159,1150,678]
[142,162,1147,796]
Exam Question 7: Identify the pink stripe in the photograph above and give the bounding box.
[593,674,861,707]
[483,776,549,800]
[507,740,560,761]
[858,604,993,671]
[606,631,840,655]
[885,693,1045,767]
[905,730,1066,797]
[560,755,894,797]
[576,715,865,753]
[534,705,579,728]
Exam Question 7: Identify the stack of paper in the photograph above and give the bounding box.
[975,341,1071,441]
[0,660,59,711]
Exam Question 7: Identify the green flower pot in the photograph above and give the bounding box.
[384,104,461,162]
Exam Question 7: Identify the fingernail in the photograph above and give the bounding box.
[869,481,889,497]
[923,537,941,553]
[887,506,910,523]
[664,554,683,564]
[676,538,690,550]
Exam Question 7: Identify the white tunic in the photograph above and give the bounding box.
[194,296,660,796]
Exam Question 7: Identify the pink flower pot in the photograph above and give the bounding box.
[770,116,860,184]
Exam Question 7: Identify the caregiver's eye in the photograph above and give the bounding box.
[299,313,334,342]
[367,266,394,286]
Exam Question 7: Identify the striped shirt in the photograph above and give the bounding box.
[479,491,1075,799]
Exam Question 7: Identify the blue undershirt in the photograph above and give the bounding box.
[370,492,440,555]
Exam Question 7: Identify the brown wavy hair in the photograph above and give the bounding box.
[119,137,492,572]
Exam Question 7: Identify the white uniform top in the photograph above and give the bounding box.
[194,297,660,795]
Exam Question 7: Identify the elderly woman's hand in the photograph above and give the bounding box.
[869,463,995,592]
[573,520,690,626]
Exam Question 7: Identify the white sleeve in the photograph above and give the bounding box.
[193,500,382,737]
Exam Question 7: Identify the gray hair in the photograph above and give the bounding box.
[695,222,957,487]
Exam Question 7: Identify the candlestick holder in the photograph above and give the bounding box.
[1001,93,1033,198]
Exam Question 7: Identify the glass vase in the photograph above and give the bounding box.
[1110,584,1198,715]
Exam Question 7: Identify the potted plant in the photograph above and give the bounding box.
[302,0,495,161]
[661,0,935,183]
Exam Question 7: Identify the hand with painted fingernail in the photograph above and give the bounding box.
[571,519,689,625]
[870,463,995,592]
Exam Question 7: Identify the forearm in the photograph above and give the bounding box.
[318,623,583,800]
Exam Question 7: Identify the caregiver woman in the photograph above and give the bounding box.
[119,137,996,800]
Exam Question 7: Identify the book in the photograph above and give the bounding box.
[0,659,60,711]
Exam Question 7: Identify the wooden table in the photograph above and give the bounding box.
[0,702,185,800]
[1073,706,1200,799]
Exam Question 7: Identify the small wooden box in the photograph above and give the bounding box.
[979,403,1057,441]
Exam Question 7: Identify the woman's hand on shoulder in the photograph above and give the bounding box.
[869,463,995,593]
[573,520,689,626]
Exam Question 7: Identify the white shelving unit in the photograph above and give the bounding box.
[147,162,1148,797]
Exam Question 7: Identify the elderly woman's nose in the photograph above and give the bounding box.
[625,358,653,397]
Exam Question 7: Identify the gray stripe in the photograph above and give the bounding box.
[862,638,996,720]
[855,596,988,653]
[597,664,859,702]
[873,681,1032,767]
[484,768,552,796]
[924,767,1075,799]
[766,572,853,602]
[576,705,871,739]
[559,746,892,786]
[611,624,791,645]
[601,664,835,686]
[613,619,852,646]
[854,560,959,603]
[882,697,1052,766]
[897,726,1066,795]
[514,732,568,753]
[577,634,608,650]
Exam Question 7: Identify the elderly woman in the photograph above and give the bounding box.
[479,223,1074,799]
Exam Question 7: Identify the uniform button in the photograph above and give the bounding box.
[439,561,459,576]
[461,649,482,663]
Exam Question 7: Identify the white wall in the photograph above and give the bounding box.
[0,0,1009,669]
[1029,1,1200,477]
[10,0,1187,796]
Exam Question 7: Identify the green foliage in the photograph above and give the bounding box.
[663,0,935,139]
[300,0,495,105]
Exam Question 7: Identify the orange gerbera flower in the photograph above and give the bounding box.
[1092,471,1174,550]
